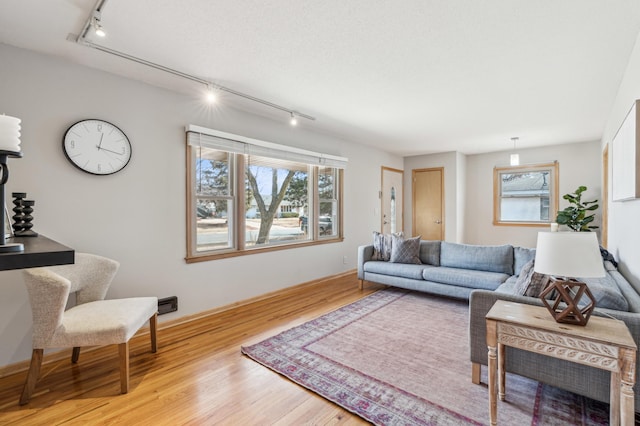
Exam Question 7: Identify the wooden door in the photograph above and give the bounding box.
[412,168,444,240]
[381,167,403,234]
[602,145,609,248]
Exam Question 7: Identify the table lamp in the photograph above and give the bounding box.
[0,114,24,253]
[534,231,605,326]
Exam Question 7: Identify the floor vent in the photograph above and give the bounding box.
[158,296,178,315]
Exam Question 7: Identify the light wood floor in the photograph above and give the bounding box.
[0,273,384,425]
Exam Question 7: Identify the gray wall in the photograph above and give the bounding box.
[0,43,402,367]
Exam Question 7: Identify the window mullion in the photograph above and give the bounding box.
[237,154,246,251]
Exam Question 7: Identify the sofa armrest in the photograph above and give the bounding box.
[468,290,544,366]
[357,245,374,280]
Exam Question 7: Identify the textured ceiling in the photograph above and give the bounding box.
[1,0,640,156]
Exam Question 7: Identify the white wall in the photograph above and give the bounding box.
[602,32,640,289]
[0,44,402,367]
[464,141,602,248]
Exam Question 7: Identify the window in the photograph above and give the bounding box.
[186,126,347,261]
[493,162,558,226]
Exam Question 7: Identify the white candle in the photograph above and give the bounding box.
[550,222,559,232]
[0,115,21,153]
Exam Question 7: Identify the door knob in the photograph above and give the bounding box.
[434,220,442,224]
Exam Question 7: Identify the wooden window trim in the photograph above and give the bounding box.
[493,161,559,227]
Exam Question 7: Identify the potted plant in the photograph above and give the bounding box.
[556,186,599,232]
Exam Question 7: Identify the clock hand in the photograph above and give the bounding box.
[97,133,104,150]
[95,146,123,155]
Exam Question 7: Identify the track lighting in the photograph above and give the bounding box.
[92,11,106,37]
[75,2,316,124]
[510,137,520,166]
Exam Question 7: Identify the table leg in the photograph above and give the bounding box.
[487,319,498,426]
[610,372,620,426]
[619,347,636,426]
[498,342,505,401]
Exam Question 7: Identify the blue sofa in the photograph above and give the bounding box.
[357,240,531,298]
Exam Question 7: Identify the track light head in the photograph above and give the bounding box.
[206,86,217,104]
[290,113,298,126]
[92,11,106,37]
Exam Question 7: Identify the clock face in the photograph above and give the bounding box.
[62,119,132,175]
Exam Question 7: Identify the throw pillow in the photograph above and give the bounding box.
[372,231,403,261]
[513,259,535,295]
[524,272,550,298]
[390,235,422,264]
[513,259,551,298]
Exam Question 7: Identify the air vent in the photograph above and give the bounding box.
[158,296,178,315]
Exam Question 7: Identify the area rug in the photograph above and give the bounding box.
[241,288,610,425]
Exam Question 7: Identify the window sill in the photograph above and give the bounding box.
[185,237,344,263]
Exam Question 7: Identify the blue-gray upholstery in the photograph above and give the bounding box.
[440,242,514,274]
[422,267,509,290]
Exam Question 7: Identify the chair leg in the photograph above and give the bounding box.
[20,349,44,405]
[71,347,81,363]
[119,342,129,394]
[150,313,158,353]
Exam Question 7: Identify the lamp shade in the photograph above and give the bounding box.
[0,114,21,153]
[534,231,605,278]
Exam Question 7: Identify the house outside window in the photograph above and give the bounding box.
[493,162,558,226]
[186,126,347,262]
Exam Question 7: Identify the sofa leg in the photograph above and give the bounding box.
[472,362,481,385]
[359,279,364,290]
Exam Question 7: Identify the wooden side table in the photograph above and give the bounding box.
[486,300,636,426]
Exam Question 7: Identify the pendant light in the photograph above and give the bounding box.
[510,137,520,166]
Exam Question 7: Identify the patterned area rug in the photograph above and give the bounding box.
[241,288,609,425]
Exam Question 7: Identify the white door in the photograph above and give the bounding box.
[381,167,403,234]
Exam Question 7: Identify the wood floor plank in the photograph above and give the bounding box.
[0,273,382,425]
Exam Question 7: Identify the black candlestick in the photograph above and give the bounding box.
[12,191,26,234]
[15,199,37,237]
[0,150,24,252]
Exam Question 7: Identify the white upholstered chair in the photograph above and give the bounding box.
[20,253,158,405]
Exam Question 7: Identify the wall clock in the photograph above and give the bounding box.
[62,119,132,175]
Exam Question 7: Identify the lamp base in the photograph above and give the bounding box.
[0,242,24,253]
[539,277,596,326]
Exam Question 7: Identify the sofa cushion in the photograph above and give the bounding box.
[580,274,629,312]
[364,260,430,280]
[390,235,422,264]
[514,246,536,276]
[440,242,514,275]
[419,240,441,266]
[422,266,509,290]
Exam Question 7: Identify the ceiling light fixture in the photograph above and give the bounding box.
[290,113,298,126]
[206,85,217,104]
[510,137,520,166]
[71,0,315,125]
[92,11,106,37]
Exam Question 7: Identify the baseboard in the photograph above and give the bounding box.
[0,269,357,378]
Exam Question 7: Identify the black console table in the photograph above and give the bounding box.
[0,235,74,271]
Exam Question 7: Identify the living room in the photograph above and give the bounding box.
[1,1,640,424]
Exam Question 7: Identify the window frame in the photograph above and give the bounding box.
[186,140,344,263]
[493,162,559,227]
